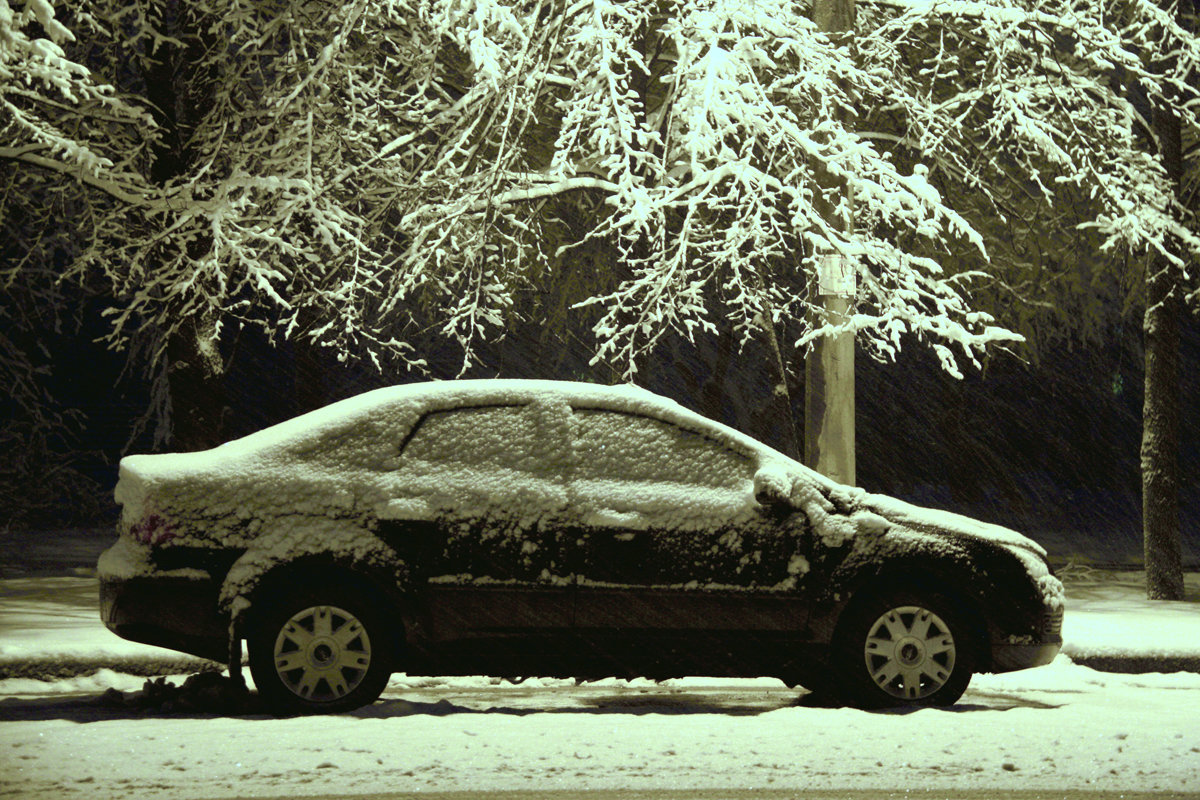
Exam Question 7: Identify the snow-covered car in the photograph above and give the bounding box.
[99,379,1064,714]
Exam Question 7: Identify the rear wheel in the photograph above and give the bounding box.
[834,589,975,708]
[248,584,394,714]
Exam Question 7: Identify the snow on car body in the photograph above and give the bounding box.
[99,379,1064,713]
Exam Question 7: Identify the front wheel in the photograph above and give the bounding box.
[833,589,975,708]
[247,585,394,715]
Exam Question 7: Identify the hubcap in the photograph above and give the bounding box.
[273,605,371,702]
[863,605,956,700]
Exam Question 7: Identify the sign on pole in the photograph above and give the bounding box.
[817,253,856,297]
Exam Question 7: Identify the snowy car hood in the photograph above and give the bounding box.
[856,489,1063,611]
[753,459,1049,559]
[859,493,1048,558]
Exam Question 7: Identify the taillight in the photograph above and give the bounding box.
[129,513,176,546]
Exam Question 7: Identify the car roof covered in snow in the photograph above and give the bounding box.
[214,379,785,463]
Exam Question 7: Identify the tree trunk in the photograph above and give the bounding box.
[1141,81,1186,600]
[166,313,227,452]
[759,309,803,461]
[144,2,228,452]
[1142,265,1184,600]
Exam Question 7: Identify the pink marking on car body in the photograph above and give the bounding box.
[131,513,176,546]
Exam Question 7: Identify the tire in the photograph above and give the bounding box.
[833,588,975,709]
[247,583,394,715]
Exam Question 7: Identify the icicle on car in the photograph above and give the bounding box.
[99,380,1063,714]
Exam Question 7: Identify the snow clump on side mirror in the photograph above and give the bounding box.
[753,464,792,507]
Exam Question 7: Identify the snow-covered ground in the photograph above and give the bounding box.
[1,663,1199,798]
[0,567,1198,798]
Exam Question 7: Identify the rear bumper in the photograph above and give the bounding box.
[100,574,230,663]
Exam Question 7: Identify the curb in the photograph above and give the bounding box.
[1067,654,1200,674]
[0,656,222,681]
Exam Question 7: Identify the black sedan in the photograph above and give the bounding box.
[99,379,1063,714]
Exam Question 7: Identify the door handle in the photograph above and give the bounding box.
[583,508,649,529]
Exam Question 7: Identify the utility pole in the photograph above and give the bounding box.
[805,0,857,486]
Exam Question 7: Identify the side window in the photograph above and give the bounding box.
[573,409,752,490]
[401,405,538,472]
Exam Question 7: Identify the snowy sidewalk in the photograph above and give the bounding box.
[0,566,1197,680]
[1051,566,1200,673]
[0,576,218,679]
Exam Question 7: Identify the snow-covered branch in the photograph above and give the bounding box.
[471,175,622,209]
[0,145,146,205]
[5,0,1197,392]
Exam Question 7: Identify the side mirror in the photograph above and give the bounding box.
[753,467,793,509]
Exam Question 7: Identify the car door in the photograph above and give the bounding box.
[380,401,573,644]
[568,408,812,673]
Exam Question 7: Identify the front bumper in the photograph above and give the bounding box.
[990,639,1062,672]
[100,574,230,663]
[989,607,1063,672]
